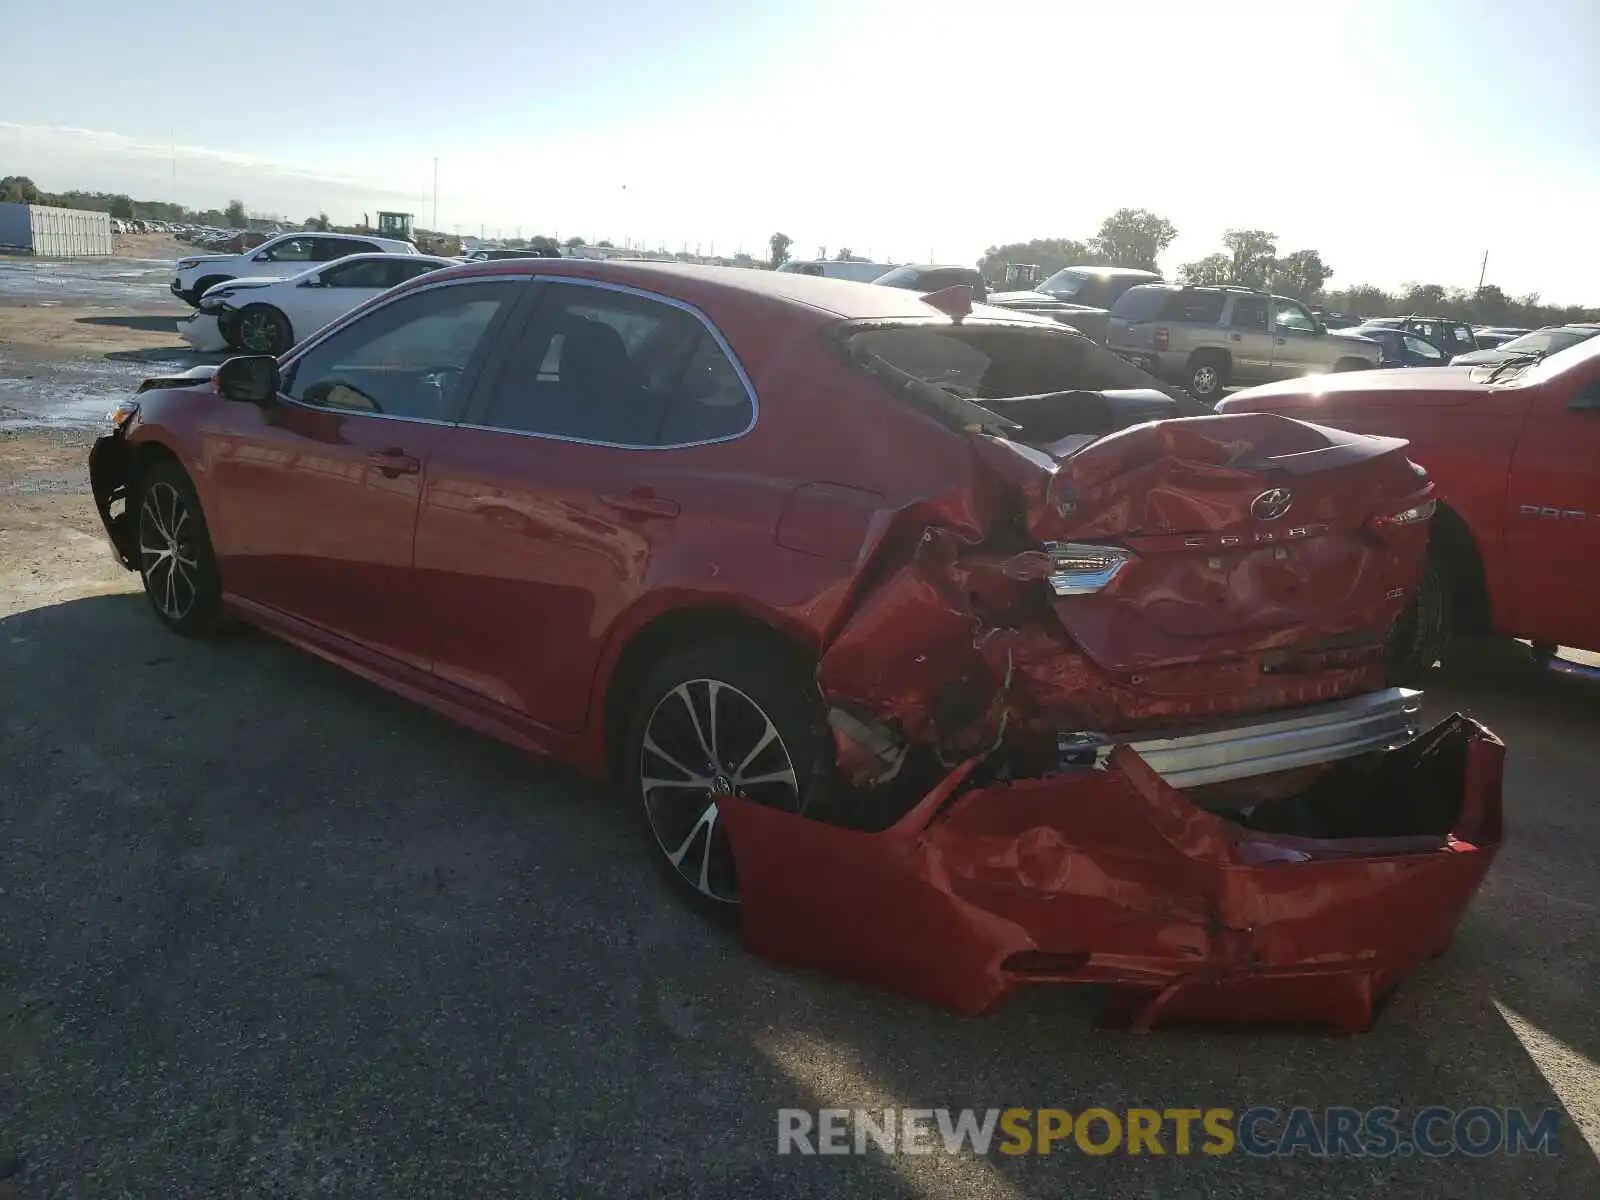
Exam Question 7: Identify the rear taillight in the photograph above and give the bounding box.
[1045,542,1136,595]
[1376,498,1438,527]
[1153,326,1170,351]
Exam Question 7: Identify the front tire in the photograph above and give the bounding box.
[233,304,292,355]
[189,275,230,308]
[135,459,225,636]
[623,638,829,910]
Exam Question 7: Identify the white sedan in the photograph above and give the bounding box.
[178,253,458,355]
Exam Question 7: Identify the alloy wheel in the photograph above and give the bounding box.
[138,480,201,621]
[238,311,277,353]
[638,678,801,904]
[1192,364,1219,395]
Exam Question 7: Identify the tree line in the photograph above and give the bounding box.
[975,209,1598,326]
[7,173,1593,328]
[0,174,251,230]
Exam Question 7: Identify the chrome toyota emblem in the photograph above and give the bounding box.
[1251,487,1294,521]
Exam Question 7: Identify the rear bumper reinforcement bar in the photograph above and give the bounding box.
[1062,687,1424,788]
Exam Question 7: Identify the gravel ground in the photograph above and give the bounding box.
[0,256,1596,1198]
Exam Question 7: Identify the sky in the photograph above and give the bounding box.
[2,0,1597,302]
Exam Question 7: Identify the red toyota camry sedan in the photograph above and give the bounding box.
[89,259,1503,1028]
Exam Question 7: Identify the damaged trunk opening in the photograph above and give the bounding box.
[722,321,1499,1029]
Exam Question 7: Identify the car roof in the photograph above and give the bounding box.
[1052,266,1160,278]
[426,257,1024,321]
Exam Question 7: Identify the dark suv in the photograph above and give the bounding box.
[1107,284,1383,400]
[1363,315,1478,359]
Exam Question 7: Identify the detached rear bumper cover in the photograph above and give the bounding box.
[719,713,1501,1030]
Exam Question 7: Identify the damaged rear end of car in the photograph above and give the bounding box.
[721,314,1501,1030]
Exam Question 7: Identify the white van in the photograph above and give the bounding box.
[776,259,897,283]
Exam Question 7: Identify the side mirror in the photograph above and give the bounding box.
[1567,380,1600,412]
[1313,320,1327,335]
[216,355,281,405]
[251,252,270,262]
[299,275,324,288]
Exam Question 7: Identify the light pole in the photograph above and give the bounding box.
[432,158,439,232]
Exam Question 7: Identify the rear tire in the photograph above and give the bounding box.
[1186,351,1229,401]
[623,637,830,914]
[134,459,226,637]
[1386,537,1453,684]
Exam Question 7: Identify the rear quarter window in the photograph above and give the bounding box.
[1163,291,1226,323]
[1109,287,1173,321]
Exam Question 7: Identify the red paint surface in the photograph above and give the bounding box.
[722,715,1502,1029]
[1220,343,1600,653]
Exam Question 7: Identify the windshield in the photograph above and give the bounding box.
[872,265,921,287]
[1496,327,1598,357]
[1036,268,1087,299]
[1516,326,1600,385]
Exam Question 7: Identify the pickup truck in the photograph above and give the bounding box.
[985,265,1160,344]
[1216,336,1600,678]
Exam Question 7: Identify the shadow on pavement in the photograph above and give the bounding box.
[102,347,219,366]
[74,315,182,333]
[0,595,1595,1197]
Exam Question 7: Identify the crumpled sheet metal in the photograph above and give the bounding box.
[718,714,1503,1031]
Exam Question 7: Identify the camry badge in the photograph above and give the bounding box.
[1251,488,1294,521]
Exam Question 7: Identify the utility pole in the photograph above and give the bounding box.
[432,158,439,232]
[1476,250,1489,292]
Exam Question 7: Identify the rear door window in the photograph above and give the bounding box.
[1164,291,1226,323]
[1229,295,1269,330]
[469,283,754,447]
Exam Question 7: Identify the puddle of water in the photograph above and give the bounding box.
[0,255,178,303]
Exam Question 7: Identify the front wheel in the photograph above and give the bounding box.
[623,638,828,910]
[233,304,292,355]
[135,459,226,636]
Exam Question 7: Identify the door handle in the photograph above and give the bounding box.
[367,448,422,477]
[600,489,680,519]
[1274,337,1287,345]
[1230,333,1243,342]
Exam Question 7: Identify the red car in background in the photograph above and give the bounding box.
[88,260,1502,1029]
[1218,335,1600,680]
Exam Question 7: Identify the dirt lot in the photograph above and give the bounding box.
[0,254,1597,1198]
